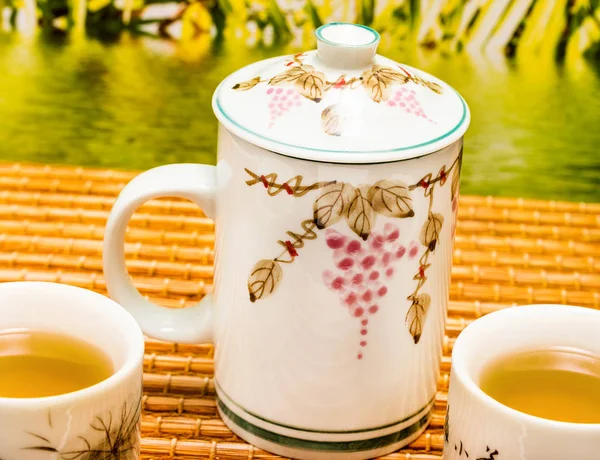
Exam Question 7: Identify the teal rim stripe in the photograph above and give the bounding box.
[315,23,381,48]
[218,397,431,452]
[216,380,435,434]
[214,87,468,156]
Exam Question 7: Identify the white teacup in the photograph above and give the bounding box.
[446,305,600,460]
[0,282,144,460]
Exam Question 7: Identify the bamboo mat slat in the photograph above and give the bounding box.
[0,162,598,459]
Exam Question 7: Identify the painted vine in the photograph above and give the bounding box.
[232,52,443,135]
[245,148,462,345]
[405,148,461,343]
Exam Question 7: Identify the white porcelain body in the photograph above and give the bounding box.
[103,125,463,459]
[103,19,469,460]
[446,305,600,460]
[0,282,144,460]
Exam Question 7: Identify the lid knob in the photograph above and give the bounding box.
[316,22,380,69]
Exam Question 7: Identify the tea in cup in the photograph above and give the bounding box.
[446,305,600,459]
[0,328,115,398]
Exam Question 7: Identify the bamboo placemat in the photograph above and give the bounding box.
[0,162,598,459]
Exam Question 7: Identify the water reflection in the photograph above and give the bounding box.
[0,32,598,201]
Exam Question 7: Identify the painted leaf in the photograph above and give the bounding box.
[321,104,345,136]
[424,80,443,94]
[451,166,460,201]
[313,182,355,229]
[406,293,431,344]
[295,70,326,102]
[451,149,463,200]
[409,73,444,95]
[367,180,414,218]
[25,446,59,453]
[346,185,376,241]
[248,259,282,302]
[361,65,409,102]
[232,76,261,91]
[269,65,313,86]
[420,213,444,251]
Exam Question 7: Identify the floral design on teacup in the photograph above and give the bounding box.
[444,405,500,460]
[232,52,442,135]
[24,392,141,459]
[244,149,462,355]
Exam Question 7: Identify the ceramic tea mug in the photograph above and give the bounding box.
[103,22,469,459]
[0,281,144,460]
[446,305,600,460]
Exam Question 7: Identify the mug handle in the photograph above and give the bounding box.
[103,164,216,344]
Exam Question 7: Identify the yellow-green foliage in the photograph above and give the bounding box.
[1,0,599,57]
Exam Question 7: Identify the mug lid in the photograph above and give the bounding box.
[213,23,470,164]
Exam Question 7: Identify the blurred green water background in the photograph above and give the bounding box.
[0,0,599,201]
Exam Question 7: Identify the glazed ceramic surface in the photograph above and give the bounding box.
[446,305,600,460]
[0,282,144,460]
[214,23,467,163]
[103,22,469,460]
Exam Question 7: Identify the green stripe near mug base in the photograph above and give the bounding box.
[217,397,432,453]
[215,380,435,435]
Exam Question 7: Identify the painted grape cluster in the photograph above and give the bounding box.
[322,223,418,359]
[386,87,435,123]
[266,87,303,129]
